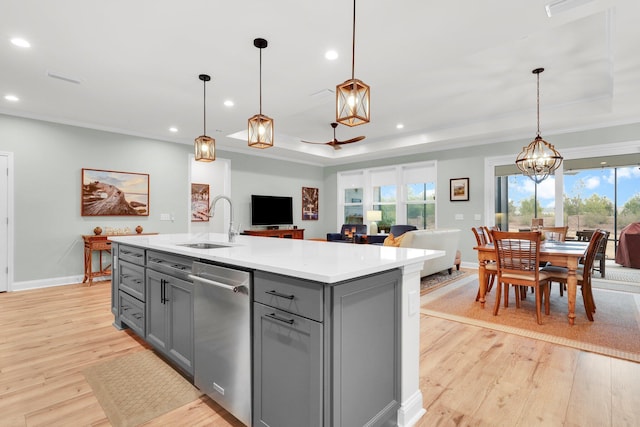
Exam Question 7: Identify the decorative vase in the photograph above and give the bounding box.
[93,227,102,235]
[135,225,143,234]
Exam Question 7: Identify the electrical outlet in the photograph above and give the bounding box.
[474,214,482,221]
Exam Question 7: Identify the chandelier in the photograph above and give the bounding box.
[515,68,563,183]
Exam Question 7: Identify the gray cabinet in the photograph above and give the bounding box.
[113,243,146,338]
[253,269,401,427]
[146,259,194,376]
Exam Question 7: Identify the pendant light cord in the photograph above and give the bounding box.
[536,71,540,137]
[259,47,263,115]
[351,0,356,80]
[203,79,207,135]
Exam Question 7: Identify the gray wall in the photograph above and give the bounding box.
[0,114,325,287]
[324,123,640,264]
[2,113,639,286]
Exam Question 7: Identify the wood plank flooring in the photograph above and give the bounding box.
[1,281,639,426]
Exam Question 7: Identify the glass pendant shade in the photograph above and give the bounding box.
[515,67,562,183]
[195,134,215,162]
[248,113,274,149]
[515,136,562,184]
[336,78,370,127]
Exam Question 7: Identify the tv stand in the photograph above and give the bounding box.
[244,228,304,239]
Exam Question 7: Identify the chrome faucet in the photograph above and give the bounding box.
[208,195,238,242]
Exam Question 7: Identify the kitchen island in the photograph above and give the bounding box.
[109,232,444,427]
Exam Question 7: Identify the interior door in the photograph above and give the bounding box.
[0,154,8,292]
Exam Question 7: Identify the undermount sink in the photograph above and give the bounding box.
[178,242,231,249]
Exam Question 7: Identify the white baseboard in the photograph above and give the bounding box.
[10,275,109,292]
[397,389,426,427]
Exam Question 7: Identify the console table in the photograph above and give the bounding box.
[82,235,112,285]
[243,228,304,239]
[82,233,157,285]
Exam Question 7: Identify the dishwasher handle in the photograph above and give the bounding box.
[189,274,244,293]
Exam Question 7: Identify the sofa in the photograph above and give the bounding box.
[327,224,368,242]
[394,228,461,277]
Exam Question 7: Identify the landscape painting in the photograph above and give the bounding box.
[191,183,210,222]
[302,186,319,220]
[82,168,149,216]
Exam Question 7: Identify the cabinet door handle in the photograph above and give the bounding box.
[265,312,295,325]
[265,290,295,300]
[160,278,166,304]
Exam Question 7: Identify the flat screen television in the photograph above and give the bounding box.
[251,194,293,226]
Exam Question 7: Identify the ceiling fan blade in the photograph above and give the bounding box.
[336,136,366,145]
[301,139,332,145]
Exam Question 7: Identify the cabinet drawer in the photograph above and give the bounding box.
[119,291,145,337]
[254,271,323,322]
[119,245,146,265]
[119,261,145,301]
[146,250,193,281]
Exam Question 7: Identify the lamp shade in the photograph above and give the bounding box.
[336,78,370,127]
[195,134,215,162]
[366,210,382,222]
[248,113,274,149]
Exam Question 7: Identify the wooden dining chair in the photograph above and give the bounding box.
[541,229,606,321]
[471,227,495,301]
[491,231,551,325]
[541,226,568,242]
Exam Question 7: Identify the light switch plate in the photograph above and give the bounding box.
[160,213,171,221]
[455,214,464,220]
[475,214,482,221]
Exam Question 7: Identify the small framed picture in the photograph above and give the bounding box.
[450,177,469,201]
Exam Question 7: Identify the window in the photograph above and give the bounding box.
[343,187,363,223]
[495,174,556,231]
[337,161,437,230]
[406,182,435,229]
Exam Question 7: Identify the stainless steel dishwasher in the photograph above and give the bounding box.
[189,261,252,426]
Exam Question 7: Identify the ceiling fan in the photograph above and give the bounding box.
[301,122,365,150]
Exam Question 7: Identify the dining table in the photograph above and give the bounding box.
[474,240,589,325]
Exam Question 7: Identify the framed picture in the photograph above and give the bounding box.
[450,177,469,201]
[191,183,210,222]
[302,187,319,220]
[81,168,149,216]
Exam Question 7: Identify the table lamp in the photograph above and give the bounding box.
[366,210,382,235]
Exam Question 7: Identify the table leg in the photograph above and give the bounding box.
[566,258,579,325]
[478,261,487,308]
[83,246,91,283]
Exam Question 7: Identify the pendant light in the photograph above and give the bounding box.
[248,38,274,149]
[194,74,215,162]
[336,0,370,127]
[515,68,563,183]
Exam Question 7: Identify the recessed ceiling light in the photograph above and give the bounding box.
[224,100,234,107]
[4,94,19,102]
[169,127,178,133]
[396,123,404,129]
[10,38,30,48]
[600,161,607,165]
[325,50,338,60]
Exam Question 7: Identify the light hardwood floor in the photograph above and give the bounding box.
[1,282,639,426]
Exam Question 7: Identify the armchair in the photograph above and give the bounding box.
[327,224,367,242]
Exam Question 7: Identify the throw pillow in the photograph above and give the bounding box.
[383,232,409,247]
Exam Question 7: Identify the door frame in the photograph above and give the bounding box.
[0,151,14,292]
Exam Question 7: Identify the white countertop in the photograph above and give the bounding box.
[109,233,444,283]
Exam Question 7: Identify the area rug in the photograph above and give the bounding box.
[83,350,203,427]
[420,268,471,295]
[421,276,640,362]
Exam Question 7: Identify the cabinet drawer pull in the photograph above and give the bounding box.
[265,290,295,300]
[265,313,295,325]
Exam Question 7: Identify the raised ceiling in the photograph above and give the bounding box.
[2,0,639,166]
